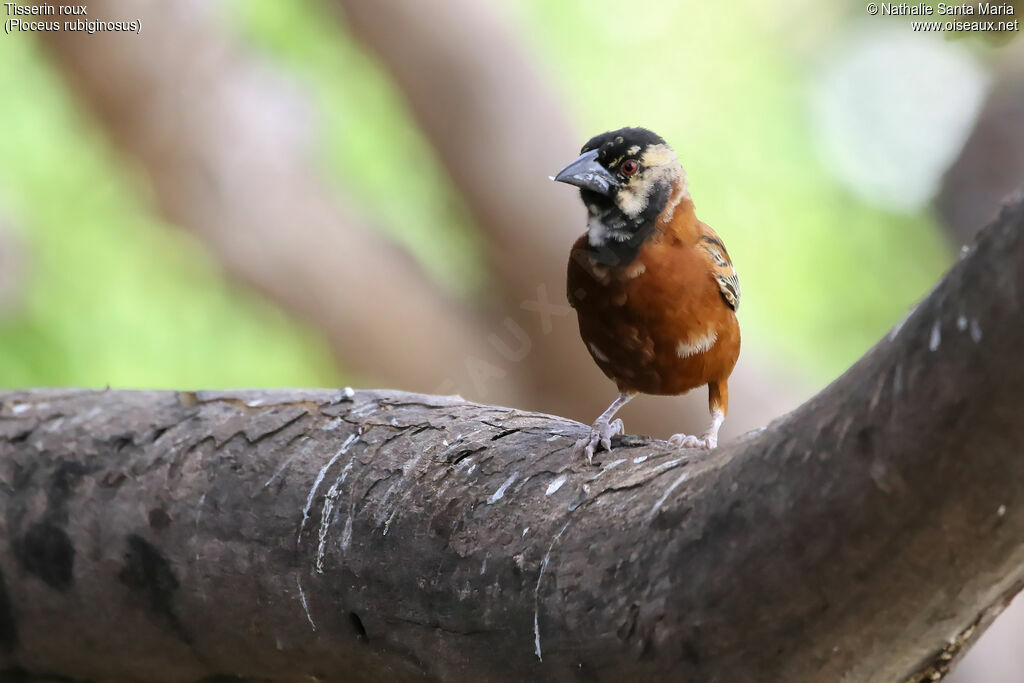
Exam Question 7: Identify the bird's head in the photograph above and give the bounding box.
[554,127,686,247]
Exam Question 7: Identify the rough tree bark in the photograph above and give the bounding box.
[0,198,1022,682]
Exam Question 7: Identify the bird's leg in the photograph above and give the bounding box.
[670,380,728,450]
[576,392,635,464]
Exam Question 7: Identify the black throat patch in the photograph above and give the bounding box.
[583,180,671,267]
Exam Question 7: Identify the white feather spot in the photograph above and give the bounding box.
[315,458,356,573]
[652,457,687,473]
[616,187,649,218]
[662,174,690,220]
[545,474,567,496]
[626,263,646,279]
[266,439,314,488]
[340,503,355,551]
[648,471,689,520]
[534,521,571,660]
[587,215,612,247]
[296,577,317,631]
[487,472,519,504]
[321,417,343,431]
[677,331,718,358]
[298,432,359,543]
[889,305,917,341]
[350,402,378,417]
[929,320,942,352]
[969,318,982,343]
[588,343,610,363]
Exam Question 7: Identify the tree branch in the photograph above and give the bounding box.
[1,195,1022,681]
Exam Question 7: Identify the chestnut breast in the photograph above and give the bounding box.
[567,233,740,395]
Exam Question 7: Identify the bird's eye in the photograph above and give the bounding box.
[621,160,640,177]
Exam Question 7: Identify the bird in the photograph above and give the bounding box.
[553,127,740,463]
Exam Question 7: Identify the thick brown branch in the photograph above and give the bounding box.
[0,199,1022,681]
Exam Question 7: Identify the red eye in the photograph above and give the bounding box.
[621,160,639,176]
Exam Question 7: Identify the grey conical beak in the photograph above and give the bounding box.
[553,149,618,196]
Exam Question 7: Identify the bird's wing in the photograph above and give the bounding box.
[697,223,740,311]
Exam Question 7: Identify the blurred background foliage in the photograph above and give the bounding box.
[5,0,1010,391]
[0,14,341,388]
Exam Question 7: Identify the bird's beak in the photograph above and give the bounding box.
[553,149,619,196]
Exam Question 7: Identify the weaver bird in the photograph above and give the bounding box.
[554,127,740,463]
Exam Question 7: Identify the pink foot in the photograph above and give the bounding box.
[669,433,717,450]
[575,418,625,465]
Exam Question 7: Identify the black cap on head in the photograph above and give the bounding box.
[581,127,666,162]
[554,126,672,199]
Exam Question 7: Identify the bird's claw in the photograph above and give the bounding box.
[575,418,625,465]
[669,433,717,450]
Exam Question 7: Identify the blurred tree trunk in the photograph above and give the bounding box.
[937,54,1024,247]
[33,0,511,404]
[0,213,28,318]
[1,191,1022,682]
